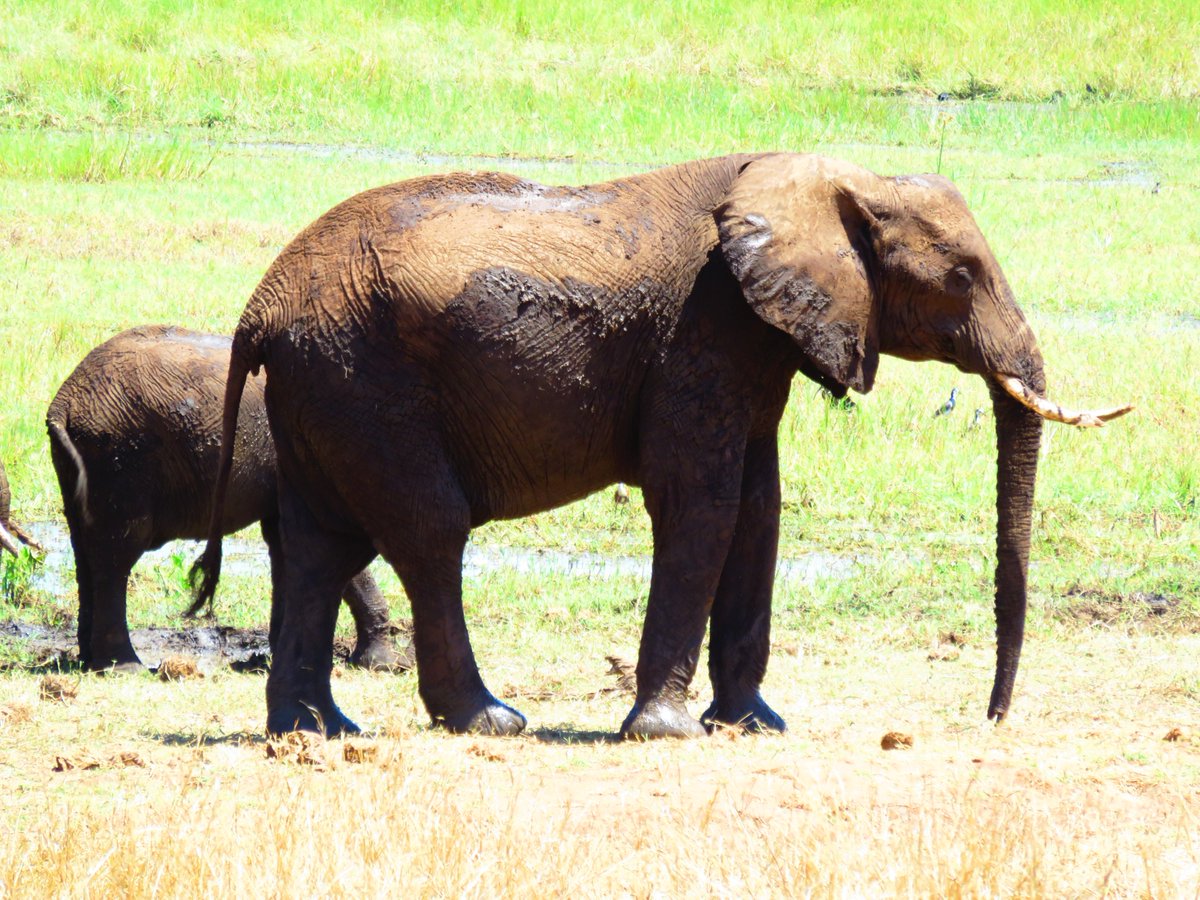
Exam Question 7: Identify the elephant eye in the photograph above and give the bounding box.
[947,266,974,295]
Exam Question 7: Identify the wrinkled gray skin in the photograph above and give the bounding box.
[0,458,42,557]
[194,154,1063,740]
[46,325,413,673]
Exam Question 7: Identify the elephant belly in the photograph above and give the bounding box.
[441,379,628,522]
[425,268,663,521]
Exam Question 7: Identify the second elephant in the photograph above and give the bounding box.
[47,325,412,672]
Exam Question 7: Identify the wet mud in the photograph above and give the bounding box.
[0,620,274,673]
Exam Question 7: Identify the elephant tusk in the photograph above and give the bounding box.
[996,375,1134,428]
[0,521,21,556]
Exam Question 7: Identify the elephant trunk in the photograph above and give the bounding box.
[985,373,1044,721]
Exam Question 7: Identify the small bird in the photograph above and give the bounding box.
[933,387,959,417]
[613,483,630,505]
[970,407,985,429]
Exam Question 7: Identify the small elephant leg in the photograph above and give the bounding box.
[341,569,413,671]
[265,480,374,737]
[81,543,143,673]
[73,543,96,669]
[702,434,786,733]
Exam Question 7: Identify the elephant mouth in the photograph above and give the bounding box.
[995,375,1134,428]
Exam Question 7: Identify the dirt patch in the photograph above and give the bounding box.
[1058,585,1192,631]
[265,731,327,767]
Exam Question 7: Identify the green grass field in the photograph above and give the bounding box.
[1,2,1198,894]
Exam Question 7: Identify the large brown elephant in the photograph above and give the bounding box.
[191,154,1129,739]
[47,326,412,673]
[0,458,42,557]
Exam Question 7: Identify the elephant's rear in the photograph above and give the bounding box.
[50,326,274,548]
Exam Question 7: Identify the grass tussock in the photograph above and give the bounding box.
[0,131,217,182]
[156,655,202,681]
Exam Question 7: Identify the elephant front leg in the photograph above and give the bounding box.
[79,542,143,673]
[702,434,786,734]
[621,467,744,740]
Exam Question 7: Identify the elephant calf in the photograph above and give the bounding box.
[0,458,42,557]
[47,325,411,673]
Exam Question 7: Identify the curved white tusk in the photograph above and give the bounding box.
[0,522,21,556]
[996,376,1134,428]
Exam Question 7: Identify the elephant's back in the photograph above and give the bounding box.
[241,157,749,349]
[49,325,259,437]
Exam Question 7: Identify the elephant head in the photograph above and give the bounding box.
[717,154,1131,721]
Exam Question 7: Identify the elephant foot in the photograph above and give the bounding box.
[429,693,526,736]
[267,700,361,738]
[349,637,415,673]
[701,693,787,734]
[620,699,707,740]
[84,637,143,674]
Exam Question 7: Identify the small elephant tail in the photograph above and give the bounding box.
[47,417,91,527]
[188,332,259,617]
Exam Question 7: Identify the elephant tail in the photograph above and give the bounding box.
[188,329,260,616]
[47,417,90,528]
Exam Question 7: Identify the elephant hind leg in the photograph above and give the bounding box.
[79,541,144,673]
[265,480,375,737]
[345,428,522,735]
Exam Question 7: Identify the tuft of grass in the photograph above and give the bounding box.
[0,546,42,606]
[0,131,218,182]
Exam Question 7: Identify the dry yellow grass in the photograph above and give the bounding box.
[1,624,1198,897]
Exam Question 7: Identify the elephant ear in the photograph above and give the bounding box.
[717,154,886,393]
